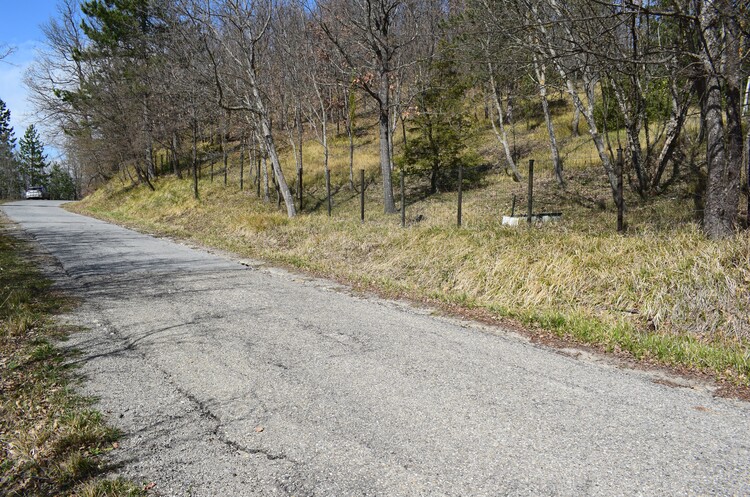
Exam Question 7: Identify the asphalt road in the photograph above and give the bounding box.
[3,200,750,496]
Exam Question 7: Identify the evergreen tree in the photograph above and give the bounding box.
[398,55,479,194]
[47,162,77,200]
[0,98,21,198]
[79,0,165,184]
[0,99,13,145]
[18,125,48,188]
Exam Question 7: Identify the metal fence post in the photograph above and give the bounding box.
[401,170,406,228]
[527,159,534,224]
[239,139,245,191]
[360,169,365,223]
[457,165,463,227]
[617,148,624,233]
[299,167,304,212]
[326,169,332,217]
[256,160,260,197]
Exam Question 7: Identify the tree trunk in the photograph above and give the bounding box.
[343,85,355,189]
[322,98,331,211]
[702,72,736,237]
[142,96,156,180]
[348,124,355,189]
[652,79,689,190]
[171,132,182,179]
[296,104,303,178]
[701,0,741,238]
[610,78,648,196]
[222,122,228,186]
[724,9,744,227]
[259,116,294,215]
[745,123,750,226]
[488,67,522,182]
[261,140,269,202]
[379,72,396,213]
[534,56,562,186]
[580,73,618,197]
[246,65,296,217]
[389,76,402,172]
[192,121,199,200]
[239,135,245,191]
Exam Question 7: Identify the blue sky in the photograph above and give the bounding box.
[0,0,62,153]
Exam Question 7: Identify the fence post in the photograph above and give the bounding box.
[239,139,245,191]
[256,160,260,197]
[527,159,534,224]
[617,148,624,233]
[511,193,516,217]
[360,169,365,223]
[326,169,332,217]
[401,169,406,228]
[457,165,463,227]
[275,169,281,208]
[210,160,215,182]
[223,147,228,186]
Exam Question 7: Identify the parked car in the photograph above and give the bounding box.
[25,186,49,200]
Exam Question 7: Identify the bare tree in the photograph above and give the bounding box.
[0,44,15,62]
[184,0,297,216]
[316,0,424,213]
[532,52,563,185]
[276,3,336,209]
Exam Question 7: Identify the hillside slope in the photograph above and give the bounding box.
[69,104,750,390]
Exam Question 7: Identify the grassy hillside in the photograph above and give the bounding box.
[70,102,750,389]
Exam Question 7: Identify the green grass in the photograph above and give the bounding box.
[70,103,750,388]
[0,221,143,497]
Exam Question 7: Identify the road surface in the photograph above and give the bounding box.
[3,200,749,496]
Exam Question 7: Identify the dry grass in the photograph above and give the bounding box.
[0,225,142,497]
[71,104,750,386]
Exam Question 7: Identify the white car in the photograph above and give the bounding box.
[25,186,48,200]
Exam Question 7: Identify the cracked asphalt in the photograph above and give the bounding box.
[3,200,750,496]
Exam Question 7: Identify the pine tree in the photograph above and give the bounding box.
[18,125,48,188]
[47,162,77,200]
[0,98,21,198]
[79,0,163,184]
[0,99,13,146]
[398,55,479,194]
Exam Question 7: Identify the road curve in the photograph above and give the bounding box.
[3,200,749,496]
